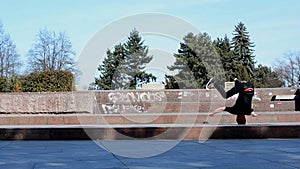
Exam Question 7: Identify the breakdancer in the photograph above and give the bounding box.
[207,78,257,124]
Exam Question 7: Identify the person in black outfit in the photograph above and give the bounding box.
[207,78,257,124]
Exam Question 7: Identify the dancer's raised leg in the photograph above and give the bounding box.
[209,106,226,117]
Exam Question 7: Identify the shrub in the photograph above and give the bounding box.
[0,77,11,92]
[21,70,75,92]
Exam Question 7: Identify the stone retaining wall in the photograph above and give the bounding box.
[0,88,298,114]
[0,92,94,113]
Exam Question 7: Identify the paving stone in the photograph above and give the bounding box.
[0,140,299,169]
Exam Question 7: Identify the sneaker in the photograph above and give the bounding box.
[234,78,240,86]
[206,78,215,90]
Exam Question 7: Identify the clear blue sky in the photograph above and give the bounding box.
[0,0,299,86]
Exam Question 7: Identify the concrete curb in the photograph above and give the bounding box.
[1,123,299,140]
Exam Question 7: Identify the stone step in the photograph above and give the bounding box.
[1,112,299,125]
[1,123,300,140]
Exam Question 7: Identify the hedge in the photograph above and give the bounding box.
[0,70,75,92]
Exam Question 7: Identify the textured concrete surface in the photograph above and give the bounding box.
[0,88,298,114]
[0,139,299,169]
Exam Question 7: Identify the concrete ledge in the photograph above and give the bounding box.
[1,123,300,140]
[210,124,300,139]
[1,112,299,125]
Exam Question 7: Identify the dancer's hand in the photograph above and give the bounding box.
[251,112,258,117]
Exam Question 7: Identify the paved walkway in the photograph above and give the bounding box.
[0,139,299,169]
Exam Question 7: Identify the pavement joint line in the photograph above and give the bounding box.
[97,141,129,169]
[0,111,299,117]
[1,123,300,129]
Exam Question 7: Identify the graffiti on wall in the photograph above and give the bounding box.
[102,91,166,114]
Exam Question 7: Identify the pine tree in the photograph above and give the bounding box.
[93,44,125,90]
[168,32,224,88]
[164,75,179,89]
[168,41,203,88]
[213,35,239,81]
[253,64,284,88]
[118,29,156,89]
[93,29,156,90]
[231,22,256,81]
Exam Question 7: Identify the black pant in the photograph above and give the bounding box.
[213,80,240,99]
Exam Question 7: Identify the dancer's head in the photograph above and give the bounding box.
[236,115,246,124]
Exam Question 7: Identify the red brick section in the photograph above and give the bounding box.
[35,117,48,125]
[1,112,300,126]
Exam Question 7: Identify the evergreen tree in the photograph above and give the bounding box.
[93,29,156,90]
[168,32,224,88]
[164,75,179,89]
[117,29,156,89]
[253,64,284,88]
[213,35,239,81]
[231,22,256,81]
[93,44,125,90]
[168,41,203,88]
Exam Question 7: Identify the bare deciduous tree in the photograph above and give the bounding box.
[27,28,77,73]
[0,22,21,78]
[273,51,300,87]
